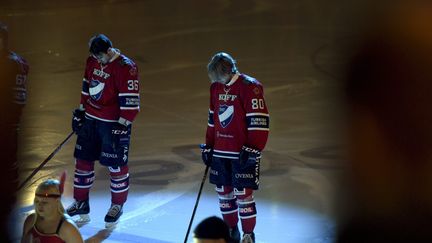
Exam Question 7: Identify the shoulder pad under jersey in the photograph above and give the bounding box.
[86,55,97,65]
[210,81,219,89]
[118,55,135,67]
[8,52,28,72]
[241,74,260,86]
[8,52,22,63]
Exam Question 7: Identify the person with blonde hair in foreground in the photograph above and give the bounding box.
[21,173,83,243]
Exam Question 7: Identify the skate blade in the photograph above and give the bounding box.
[73,214,90,226]
[105,220,119,229]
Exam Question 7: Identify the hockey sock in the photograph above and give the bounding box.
[236,188,256,234]
[109,165,129,205]
[73,159,95,201]
[217,185,238,228]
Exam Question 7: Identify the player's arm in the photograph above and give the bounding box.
[201,84,216,166]
[21,213,35,243]
[72,57,92,133]
[205,84,216,147]
[117,63,140,126]
[79,57,93,110]
[243,83,270,151]
[14,56,29,106]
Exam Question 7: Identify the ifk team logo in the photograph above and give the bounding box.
[218,105,234,128]
[89,79,105,101]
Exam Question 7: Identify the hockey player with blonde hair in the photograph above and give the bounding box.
[201,52,270,243]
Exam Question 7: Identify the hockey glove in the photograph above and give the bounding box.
[72,109,85,133]
[239,146,261,165]
[111,123,130,150]
[200,144,213,166]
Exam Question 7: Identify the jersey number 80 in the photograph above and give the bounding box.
[251,98,265,110]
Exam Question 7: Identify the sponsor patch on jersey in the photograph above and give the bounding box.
[235,173,254,179]
[129,67,138,76]
[218,105,234,128]
[253,87,260,95]
[89,79,105,101]
[216,131,234,139]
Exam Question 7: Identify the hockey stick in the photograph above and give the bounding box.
[184,165,210,243]
[18,131,75,191]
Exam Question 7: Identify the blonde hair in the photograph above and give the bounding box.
[207,52,238,83]
[33,179,65,222]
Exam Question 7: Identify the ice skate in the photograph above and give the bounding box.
[241,232,255,243]
[104,204,123,228]
[66,200,90,225]
[230,225,241,242]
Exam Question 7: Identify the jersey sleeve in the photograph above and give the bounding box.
[205,84,216,147]
[116,63,140,124]
[80,57,92,109]
[242,83,270,151]
[13,55,29,105]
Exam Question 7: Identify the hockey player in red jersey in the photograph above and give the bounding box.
[201,52,269,243]
[67,34,140,228]
[0,21,29,242]
[0,21,29,125]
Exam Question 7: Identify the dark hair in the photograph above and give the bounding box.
[89,34,112,55]
[193,216,231,241]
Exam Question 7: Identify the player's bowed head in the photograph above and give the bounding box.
[89,34,116,65]
[207,52,239,84]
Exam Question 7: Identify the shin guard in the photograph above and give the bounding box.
[236,188,256,234]
[109,165,129,205]
[216,185,238,228]
[73,159,95,201]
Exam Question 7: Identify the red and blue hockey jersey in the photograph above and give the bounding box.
[80,52,140,124]
[206,73,269,159]
[0,50,29,124]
